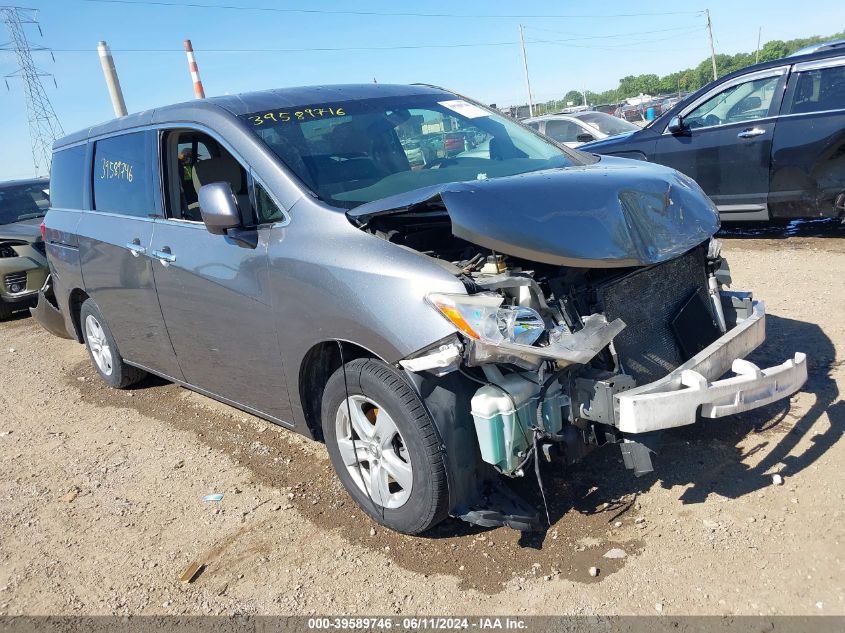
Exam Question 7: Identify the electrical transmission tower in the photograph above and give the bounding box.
[1,6,63,176]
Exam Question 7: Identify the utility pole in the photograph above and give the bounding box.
[705,9,718,81]
[518,24,534,117]
[581,89,588,107]
[756,27,762,64]
[0,6,64,176]
[97,41,127,117]
[183,39,205,99]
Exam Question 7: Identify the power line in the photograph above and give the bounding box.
[51,40,524,52]
[0,6,64,176]
[530,28,707,51]
[523,24,705,41]
[79,0,703,19]
[47,28,709,54]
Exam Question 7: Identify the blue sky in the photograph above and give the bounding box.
[1,0,843,179]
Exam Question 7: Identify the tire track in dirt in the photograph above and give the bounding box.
[65,359,643,593]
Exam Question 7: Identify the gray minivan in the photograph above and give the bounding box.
[36,84,807,534]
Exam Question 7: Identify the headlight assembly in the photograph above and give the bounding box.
[427,293,545,346]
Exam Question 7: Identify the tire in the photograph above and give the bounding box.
[80,298,146,389]
[322,358,449,534]
[0,299,12,320]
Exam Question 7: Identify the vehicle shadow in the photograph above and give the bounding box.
[122,372,171,391]
[509,313,841,547]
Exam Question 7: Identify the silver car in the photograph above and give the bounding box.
[524,111,640,148]
[35,84,807,534]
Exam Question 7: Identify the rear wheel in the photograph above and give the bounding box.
[80,298,146,388]
[322,358,449,534]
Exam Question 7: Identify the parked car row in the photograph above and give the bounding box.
[398,128,489,167]
[613,95,685,123]
[24,82,806,536]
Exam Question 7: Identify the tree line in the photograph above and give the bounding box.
[532,31,845,112]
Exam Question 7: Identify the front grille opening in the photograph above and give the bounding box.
[596,246,712,385]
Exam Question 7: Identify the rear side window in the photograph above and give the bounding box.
[93,132,155,217]
[787,63,845,114]
[50,145,86,209]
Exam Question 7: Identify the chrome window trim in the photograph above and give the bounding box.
[778,106,845,118]
[154,217,207,229]
[84,209,157,223]
[793,55,845,72]
[662,66,789,135]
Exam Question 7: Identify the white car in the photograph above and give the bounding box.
[524,111,640,148]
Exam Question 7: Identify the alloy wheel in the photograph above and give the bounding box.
[85,314,114,376]
[334,395,413,509]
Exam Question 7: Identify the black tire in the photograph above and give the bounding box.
[79,298,146,389]
[322,358,449,535]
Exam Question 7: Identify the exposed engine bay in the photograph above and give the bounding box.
[355,205,807,530]
[367,209,722,465]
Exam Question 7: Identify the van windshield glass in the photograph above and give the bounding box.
[241,94,586,209]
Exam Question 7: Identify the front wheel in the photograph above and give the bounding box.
[322,358,449,534]
[80,298,146,389]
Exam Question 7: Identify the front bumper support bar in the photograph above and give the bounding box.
[615,300,807,434]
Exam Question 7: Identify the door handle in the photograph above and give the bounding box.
[737,128,766,138]
[125,239,146,257]
[152,247,176,267]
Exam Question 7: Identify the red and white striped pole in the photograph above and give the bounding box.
[183,39,205,99]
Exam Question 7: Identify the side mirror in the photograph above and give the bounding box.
[576,132,596,143]
[198,182,240,236]
[667,116,685,135]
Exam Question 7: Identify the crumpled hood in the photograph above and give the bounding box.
[0,217,41,242]
[348,156,720,268]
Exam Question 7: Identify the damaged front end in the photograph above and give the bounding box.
[350,163,808,530]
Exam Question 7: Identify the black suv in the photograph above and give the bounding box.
[582,41,845,222]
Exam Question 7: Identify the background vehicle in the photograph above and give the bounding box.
[582,43,845,222]
[524,111,639,147]
[0,178,49,319]
[36,84,805,536]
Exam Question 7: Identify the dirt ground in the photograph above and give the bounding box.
[0,222,843,616]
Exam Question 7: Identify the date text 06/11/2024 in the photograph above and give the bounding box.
[306,617,528,630]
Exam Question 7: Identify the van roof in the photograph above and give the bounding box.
[54,83,452,150]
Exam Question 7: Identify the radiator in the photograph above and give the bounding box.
[596,246,712,385]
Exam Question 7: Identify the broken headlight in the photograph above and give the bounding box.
[427,293,544,346]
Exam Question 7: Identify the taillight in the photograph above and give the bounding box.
[39,221,46,240]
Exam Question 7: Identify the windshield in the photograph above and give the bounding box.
[0,182,50,225]
[574,112,639,136]
[242,93,586,208]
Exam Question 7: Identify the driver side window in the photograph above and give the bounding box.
[163,130,254,224]
[685,75,782,130]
